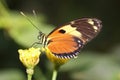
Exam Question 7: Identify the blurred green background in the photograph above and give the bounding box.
[0,0,120,80]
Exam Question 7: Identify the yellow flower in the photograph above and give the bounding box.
[18,47,41,69]
[42,47,69,69]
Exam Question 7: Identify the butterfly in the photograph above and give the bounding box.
[38,18,102,59]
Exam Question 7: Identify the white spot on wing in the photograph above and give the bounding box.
[88,19,99,32]
[93,26,98,32]
[88,19,94,25]
[70,21,75,24]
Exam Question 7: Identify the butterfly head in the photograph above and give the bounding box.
[37,32,47,45]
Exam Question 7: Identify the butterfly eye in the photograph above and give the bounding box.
[37,35,41,40]
[37,32,41,40]
[37,32,46,45]
[59,29,66,34]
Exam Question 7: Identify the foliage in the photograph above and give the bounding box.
[0,0,120,80]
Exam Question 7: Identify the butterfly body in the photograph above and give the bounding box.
[39,18,102,59]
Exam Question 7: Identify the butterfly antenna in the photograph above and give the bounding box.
[20,11,41,32]
[32,10,37,21]
[32,10,40,30]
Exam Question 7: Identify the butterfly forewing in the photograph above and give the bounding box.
[70,18,102,43]
[46,18,102,59]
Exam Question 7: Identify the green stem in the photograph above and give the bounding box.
[52,69,58,80]
[27,74,32,80]
[26,68,34,80]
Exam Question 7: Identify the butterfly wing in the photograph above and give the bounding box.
[46,34,83,58]
[46,18,102,58]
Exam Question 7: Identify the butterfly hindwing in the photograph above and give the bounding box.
[47,34,83,58]
[46,18,102,58]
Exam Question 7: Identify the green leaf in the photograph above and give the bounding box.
[0,69,25,80]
